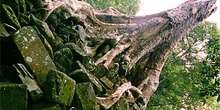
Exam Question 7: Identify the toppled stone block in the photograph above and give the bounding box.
[92,64,108,78]
[54,47,73,74]
[69,69,90,83]
[43,69,76,106]
[13,26,56,85]
[0,83,27,110]
[30,15,55,40]
[100,76,114,90]
[13,63,43,101]
[70,61,103,92]
[65,43,87,57]
[74,82,97,110]
[56,24,78,43]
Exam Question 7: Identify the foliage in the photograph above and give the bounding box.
[200,22,220,101]
[81,0,140,15]
[147,22,220,110]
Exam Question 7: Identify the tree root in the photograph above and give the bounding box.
[95,43,130,68]
[96,82,142,109]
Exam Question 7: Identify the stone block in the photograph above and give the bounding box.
[0,83,27,110]
[100,76,114,90]
[70,61,103,92]
[92,64,108,78]
[13,63,43,101]
[73,82,97,110]
[53,47,73,74]
[13,26,56,85]
[43,69,75,106]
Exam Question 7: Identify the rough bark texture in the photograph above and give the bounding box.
[41,0,217,109]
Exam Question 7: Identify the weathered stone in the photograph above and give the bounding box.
[38,33,54,59]
[54,47,73,74]
[65,43,87,57]
[100,76,114,90]
[56,24,78,42]
[0,83,27,110]
[74,82,97,110]
[43,69,75,106]
[109,96,130,110]
[30,15,55,41]
[13,63,43,101]
[92,64,108,78]
[72,61,103,92]
[29,102,61,110]
[13,26,56,85]
[69,69,90,83]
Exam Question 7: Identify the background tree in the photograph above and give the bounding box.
[147,22,220,110]
[81,0,140,15]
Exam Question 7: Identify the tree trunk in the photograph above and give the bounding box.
[40,0,217,109]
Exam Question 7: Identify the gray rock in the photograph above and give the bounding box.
[65,43,87,57]
[13,26,56,85]
[13,63,43,101]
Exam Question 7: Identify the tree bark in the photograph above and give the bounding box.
[43,0,217,109]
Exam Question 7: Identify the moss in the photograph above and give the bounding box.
[43,69,76,106]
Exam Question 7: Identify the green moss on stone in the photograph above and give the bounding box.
[74,82,97,110]
[13,26,56,85]
[43,69,76,106]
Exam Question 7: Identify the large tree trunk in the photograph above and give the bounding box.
[10,0,215,109]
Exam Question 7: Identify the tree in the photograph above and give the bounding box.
[199,22,220,103]
[147,21,220,110]
[81,0,140,15]
[0,0,217,109]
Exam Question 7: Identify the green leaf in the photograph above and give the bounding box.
[2,4,21,29]
[19,0,27,12]
[0,22,10,37]
[19,14,30,25]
